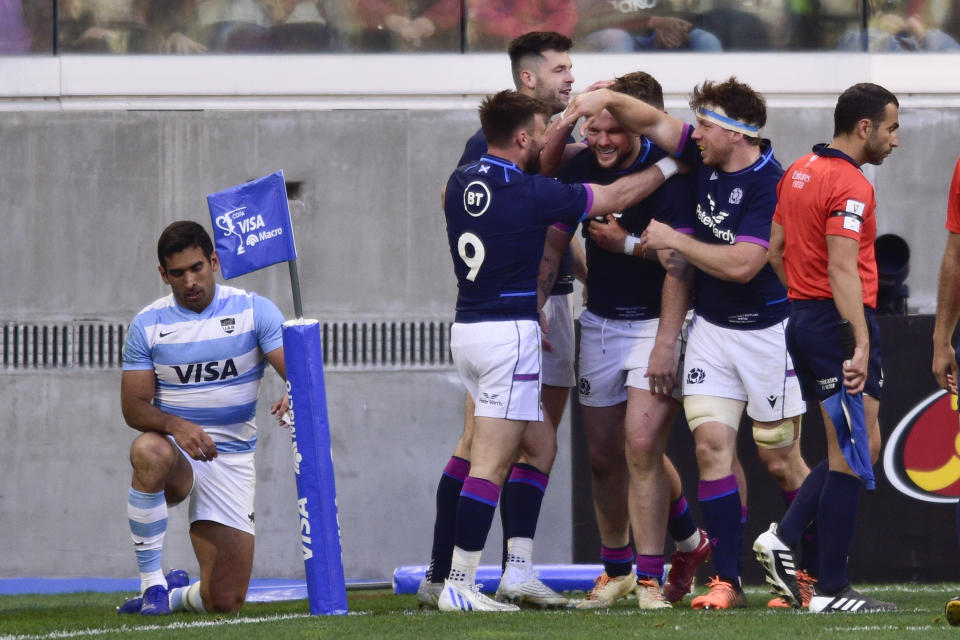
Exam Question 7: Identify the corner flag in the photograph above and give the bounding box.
[206,171,297,279]
[206,172,346,615]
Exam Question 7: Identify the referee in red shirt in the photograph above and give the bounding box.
[754,83,900,613]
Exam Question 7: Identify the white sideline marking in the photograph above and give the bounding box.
[744,584,957,595]
[863,585,954,593]
[0,613,313,640]
[825,625,933,632]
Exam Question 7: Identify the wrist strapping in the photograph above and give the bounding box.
[623,235,640,256]
[655,156,678,180]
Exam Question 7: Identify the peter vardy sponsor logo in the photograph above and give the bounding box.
[884,390,960,503]
[696,193,735,243]
[479,392,503,407]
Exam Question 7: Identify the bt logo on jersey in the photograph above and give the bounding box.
[464,181,492,217]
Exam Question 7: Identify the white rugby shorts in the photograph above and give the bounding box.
[577,310,685,407]
[174,439,256,535]
[681,315,805,423]
[451,320,543,422]
[541,293,576,388]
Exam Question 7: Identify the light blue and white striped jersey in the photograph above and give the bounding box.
[122,284,284,452]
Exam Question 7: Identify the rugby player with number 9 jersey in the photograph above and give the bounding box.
[435,89,678,613]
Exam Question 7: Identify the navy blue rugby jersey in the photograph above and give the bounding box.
[458,127,576,295]
[444,154,593,323]
[673,124,789,328]
[560,138,696,320]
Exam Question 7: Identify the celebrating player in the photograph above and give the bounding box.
[436,89,679,612]
[559,77,810,609]
[545,71,710,609]
[117,221,288,615]
[420,31,585,609]
[755,83,900,613]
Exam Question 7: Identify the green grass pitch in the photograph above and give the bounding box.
[2,585,959,639]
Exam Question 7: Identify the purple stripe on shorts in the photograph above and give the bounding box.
[675,227,696,235]
[669,496,689,519]
[698,475,738,501]
[601,545,634,563]
[736,235,770,248]
[786,369,796,377]
[635,554,665,578]
[513,373,538,381]
[741,505,749,524]
[508,466,549,494]
[442,456,470,481]
[782,487,800,504]
[461,476,501,507]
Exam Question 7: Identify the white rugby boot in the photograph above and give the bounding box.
[495,563,568,608]
[438,580,520,612]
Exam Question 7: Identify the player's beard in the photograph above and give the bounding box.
[526,147,542,175]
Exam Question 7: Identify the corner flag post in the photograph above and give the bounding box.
[207,171,347,615]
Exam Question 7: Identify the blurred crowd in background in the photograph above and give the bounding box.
[2,0,959,54]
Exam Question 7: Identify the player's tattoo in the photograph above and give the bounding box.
[539,265,557,302]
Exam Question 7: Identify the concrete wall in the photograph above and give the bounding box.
[0,108,574,581]
[0,103,954,580]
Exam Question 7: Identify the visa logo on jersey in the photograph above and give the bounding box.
[172,359,239,384]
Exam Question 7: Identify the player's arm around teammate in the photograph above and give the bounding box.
[642,218,766,284]
[557,88,686,160]
[587,214,693,395]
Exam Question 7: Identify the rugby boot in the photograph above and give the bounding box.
[495,563,568,608]
[767,595,792,608]
[438,580,520,612]
[139,585,171,616]
[768,569,816,608]
[663,528,711,602]
[635,576,671,609]
[416,578,443,609]
[117,569,189,615]
[690,576,747,610]
[753,522,802,606]
[575,571,637,609]
[808,585,897,613]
